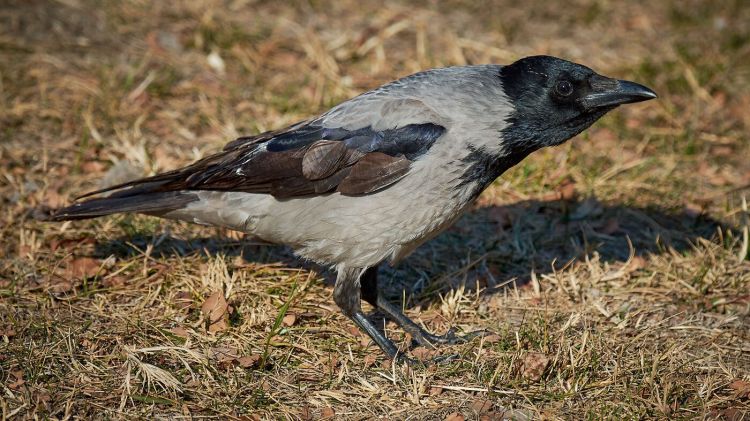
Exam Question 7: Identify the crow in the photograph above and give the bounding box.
[38,55,657,363]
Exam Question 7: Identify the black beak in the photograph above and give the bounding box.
[579,76,658,110]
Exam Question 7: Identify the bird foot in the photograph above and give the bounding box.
[410,327,490,348]
[374,295,490,348]
[395,352,459,367]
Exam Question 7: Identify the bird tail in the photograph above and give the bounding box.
[35,150,220,222]
[35,192,197,221]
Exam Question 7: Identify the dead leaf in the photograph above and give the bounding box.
[212,347,238,362]
[36,391,51,407]
[282,313,297,326]
[170,327,189,338]
[8,370,24,390]
[412,347,438,360]
[181,404,191,418]
[65,257,102,280]
[729,379,750,399]
[321,407,335,418]
[300,406,313,421]
[520,352,550,381]
[208,318,229,333]
[173,291,193,310]
[363,354,377,368]
[714,407,746,421]
[211,347,238,366]
[471,399,493,414]
[80,338,96,351]
[202,291,228,322]
[429,386,443,396]
[50,278,74,294]
[102,274,126,287]
[444,412,465,421]
[346,325,363,337]
[238,355,261,369]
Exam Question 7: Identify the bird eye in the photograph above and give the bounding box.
[555,80,573,97]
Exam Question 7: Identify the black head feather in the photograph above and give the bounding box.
[499,55,616,152]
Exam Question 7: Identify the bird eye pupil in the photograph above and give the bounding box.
[556,80,573,96]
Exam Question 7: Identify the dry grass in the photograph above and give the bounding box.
[2,0,750,419]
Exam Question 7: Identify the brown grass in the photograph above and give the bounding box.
[2,0,750,419]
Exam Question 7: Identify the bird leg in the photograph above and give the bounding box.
[360,267,487,349]
[333,267,409,362]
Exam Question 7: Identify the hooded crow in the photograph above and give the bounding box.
[39,55,657,363]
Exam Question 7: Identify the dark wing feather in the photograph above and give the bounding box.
[337,152,411,195]
[76,119,445,200]
[222,120,314,151]
[301,141,348,180]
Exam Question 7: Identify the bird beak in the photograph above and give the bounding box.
[579,76,658,110]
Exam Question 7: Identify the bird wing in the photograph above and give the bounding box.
[78,97,447,200]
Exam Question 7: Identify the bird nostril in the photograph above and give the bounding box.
[588,74,618,91]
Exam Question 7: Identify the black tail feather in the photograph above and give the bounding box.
[35,191,199,222]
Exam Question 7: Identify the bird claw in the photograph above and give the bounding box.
[429,353,459,364]
[413,327,491,347]
[395,353,459,367]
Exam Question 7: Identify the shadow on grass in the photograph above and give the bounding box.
[92,196,730,304]
[388,196,728,305]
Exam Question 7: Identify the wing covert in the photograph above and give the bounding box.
[77,98,448,200]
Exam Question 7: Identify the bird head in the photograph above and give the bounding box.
[499,55,657,152]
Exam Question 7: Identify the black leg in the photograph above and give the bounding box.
[333,267,412,363]
[350,312,401,359]
[360,266,379,308]
[360,266,488,348]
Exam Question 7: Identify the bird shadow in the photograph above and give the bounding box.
[384,196,728,306]
[92,195,730,308]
